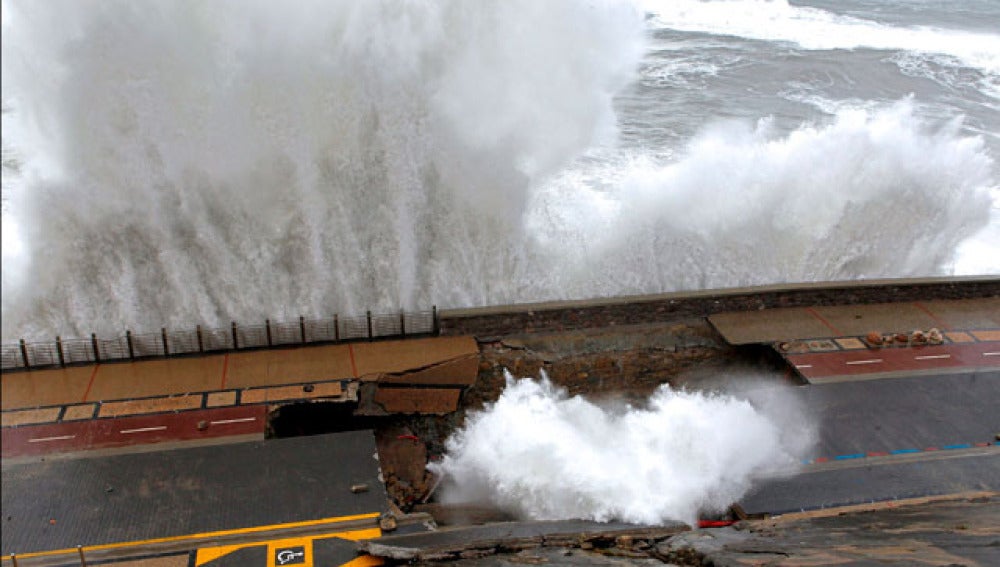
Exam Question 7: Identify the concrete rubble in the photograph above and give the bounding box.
[363,494,999,565]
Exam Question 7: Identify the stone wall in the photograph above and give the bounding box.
[438,277,1000,337]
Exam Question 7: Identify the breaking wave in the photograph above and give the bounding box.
[642,0,1000,77]
[430,372,814,525]
[1,1,995,340]
[528,100,993,295]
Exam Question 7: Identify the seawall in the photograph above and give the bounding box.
[438,276,1000,337]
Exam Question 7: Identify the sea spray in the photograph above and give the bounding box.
[429,371,815,525]
[528,100,993,295]
[0,0,644,339]
[2,1,995,341]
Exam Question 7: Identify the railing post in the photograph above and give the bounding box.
[56,336,65,367]
[334,314,340,342]
[91,333,101,363]
[433,305,439,335]
[266,319,273,346]
[161,327,169,357]
[299,316,306,344]
[19,339,30,369]
[231,322,239,350]
[77,545,87,566]
[367,310,373,340]
[196,325,204,353]
[400,311,406,337]
[126,330,135,360]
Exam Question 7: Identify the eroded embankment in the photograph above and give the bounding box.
[377,318,789,513]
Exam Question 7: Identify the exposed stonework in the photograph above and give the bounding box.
[378,319,788,511]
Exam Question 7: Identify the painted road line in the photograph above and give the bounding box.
[834,453,865,460]
[795,364,813,369]
[983,352,1000,356]
[210,417,257,426]
[28,435,77,443]
[802,444,998,471]
[914,354,951,360]
[120,426,168,434]
[6,512,382,561]
[805,442,996,464]
[845,359,883,365]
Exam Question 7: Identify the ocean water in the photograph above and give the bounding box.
[2,0,997,340]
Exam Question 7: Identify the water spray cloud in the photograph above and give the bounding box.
[1,1,993,340]
[430,372,814,525]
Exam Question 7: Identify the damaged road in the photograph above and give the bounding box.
[364,493,999,565]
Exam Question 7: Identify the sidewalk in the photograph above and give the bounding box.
[0,337,479,427]
[708,298,999,345]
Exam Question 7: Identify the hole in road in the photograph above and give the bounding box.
[267,401,387,438]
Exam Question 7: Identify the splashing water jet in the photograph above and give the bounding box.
[429,371,815,526]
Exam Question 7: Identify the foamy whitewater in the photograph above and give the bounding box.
[430,372,814,525]
[2,0,998,339]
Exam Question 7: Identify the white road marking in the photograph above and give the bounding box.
[983,352,1000,357]
[914,354,951,360]
[795,364,813,369]
[28,435,76,443]
[846,359,883,365]
[120,426,167,434]
[209,417,257,425]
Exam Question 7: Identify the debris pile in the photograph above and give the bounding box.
[864,328,944,348]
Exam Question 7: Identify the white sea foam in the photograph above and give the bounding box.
[429,372,814,525]
[641,0,1000,76]
[529,100,994,294]
[0,1,995,340]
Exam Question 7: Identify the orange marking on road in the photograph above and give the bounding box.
[806,308,842,336]
[81,363,101,402]
[912,302,951,330]
[348,344,358,378]
[221,353,230,389]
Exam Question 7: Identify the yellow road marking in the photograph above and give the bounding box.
[196,527,383,566]
[195,543,249,565]
[9,512,381,560]
[340,556,384,567]
[329,528,382,542]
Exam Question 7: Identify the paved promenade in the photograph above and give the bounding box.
[708,298,998,344]
[2,336,477,412]
[709,297,999,383]
[1,336,478,459]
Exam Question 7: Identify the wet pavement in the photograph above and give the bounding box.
[1,431,388,558]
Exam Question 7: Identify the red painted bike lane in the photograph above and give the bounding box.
[787,342,1000,381]
[1,405,267,459]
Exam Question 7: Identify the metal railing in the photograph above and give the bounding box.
[1,307,438,372]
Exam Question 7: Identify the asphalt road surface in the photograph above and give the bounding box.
[737,370,999,514]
